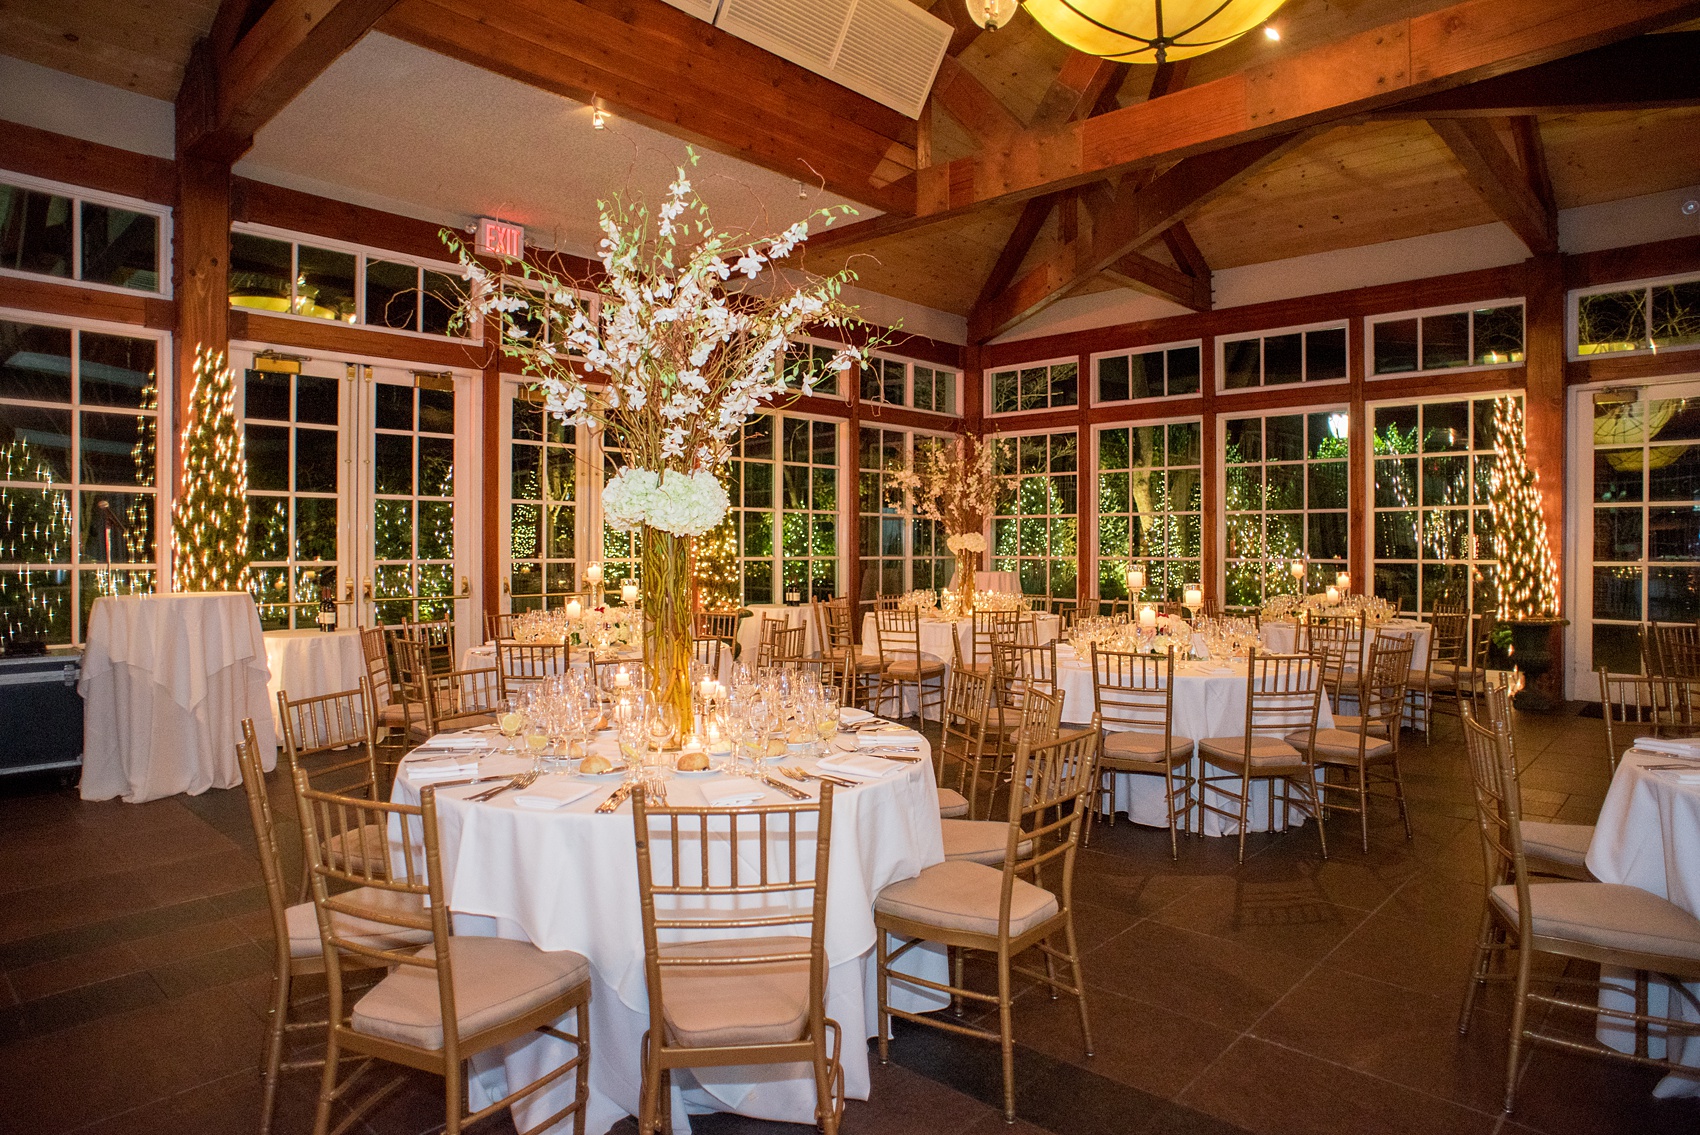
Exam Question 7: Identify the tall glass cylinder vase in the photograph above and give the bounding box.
[953,550,977,612]
[640,525,693,746]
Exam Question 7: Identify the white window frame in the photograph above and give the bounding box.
[1215,320,1351,394]
[1568,270,1700,363]
[1090,339,1205,407]
[985,355,1082,417]
[0,305,173,646]
[856,422,956,606]
[1365,298,1526,380]
[1089,414,1205,603]
[0,169,173,299]
[230,222,482,344]
[986,424,1082,600]
[784,336,850,401]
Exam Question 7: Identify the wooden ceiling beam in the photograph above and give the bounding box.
[1032,53,1127,128]
[1103,250,1213,311]
[969,129,1314,342]
[1372,31,1700,117]
[972,193,1060,312]
[1429,117,1558,254]
[1162,223,1212,282]
[179,0,402,161]
[933,0,986,58]
[933,55,1023,147]
[380,0,919,214]
[905,0,1700,221]
[1510,116,1556,217]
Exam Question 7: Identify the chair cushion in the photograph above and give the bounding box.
[885,660,946,679]
[657,936,812,1048]
[1197,736,1304,769]
[1330,714,1389,736]
[875,859,1057,939]
[327,823,391,877]
[1103,730,1194,765]
[285,888,432,959]
[379,702,427,726]
[941,819,1033,865]
[937,787,970,819]
[1293,727,1395,762]
[1489,882,1700,963]
[1520,821,1595,869]
[352,936,590,1050]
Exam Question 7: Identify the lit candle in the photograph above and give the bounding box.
[614,666,631,688]
[564,598,583,621]
[706,722,732,758]
[1126,565,1145,593]
[1290,560,1306,581]
[1326,585,1340,605]
[1139,605,1157,629]
[1336,571,1350,590]
[584,562,603,587]
[621,582,638,605]
[681,732,704,754]
[700,676,716,701]
[1183,585,1202,609]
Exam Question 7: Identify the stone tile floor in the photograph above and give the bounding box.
[2,705,1698,1135]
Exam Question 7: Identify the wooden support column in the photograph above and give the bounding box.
[482,314,503,637]
[1347,316,1368,594]
[1200,336,1219,602]
[1523,252,1568,694]
[1076,348,1093,603]
[846,361,864,641]
[171,155,231,483]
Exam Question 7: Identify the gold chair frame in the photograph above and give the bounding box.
[495,640,571,701]
[1089,646,1192,858]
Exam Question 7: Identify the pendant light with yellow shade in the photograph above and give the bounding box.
[973,0,1291,63]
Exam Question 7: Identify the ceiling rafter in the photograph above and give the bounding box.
[1032,52,1127,129]
[178,0,402,161]
[972,193,1060,312]
[1162,223,1212,282]
[900,0,1700,223]
[1103,250,1213,311]
[970,129,1317,342]
[932,55,1023,148]
[1429,117,1558,254]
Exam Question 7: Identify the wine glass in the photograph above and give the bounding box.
[649,703,680,768]
[522,710,550,774]
[498,696,525,753]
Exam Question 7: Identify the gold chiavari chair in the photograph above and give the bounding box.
[631,786,843,1135]
[237,720,428,1135]
[1052,598,1079,632]
[694,609,740,647]
[278,681,389,897]
[756,613,795,668]
[361,626,428,746]
[936,665,993,819]
[1302,610,1361,708]
[495,639,571,701]
[403,617,456,676]
[484,610,517,642]
[963,610,1020,678]
[768,623,808,666]
[1090,645,1192,858]
[421,665,502,734]
[1456,698,1700,1114]
[294,774,592,1135]
[940,687,1065,866]
[1198,651,1327,864]
[873,595,902,612]
[1598,667,1700,775]
[990,640,1059,745]
[1645,619,1700,679]
[1303,633,1414,853]
[691,635,724,678]
[820,596,883,709]
[875,725,1098,1123]
[874,608,946,721]
[1472,680,1591,882]
[1417,604,1470,736]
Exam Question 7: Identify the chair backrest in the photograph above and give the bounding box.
[996,727,1100,921]
[293,771,450,1055]
[278,680,381,800]
[631,786,835,1061]
[423,666,501,734]
[1090,646,1174,737]
[391,636,432,713]
[1595,668,1695,774]
[359,627,395,707]
[996,641,1058,721]
[484,610,517,643]
[1429,607,1468,665]
[236,717,294,970]
[873,608,922,666]
[694,610,740,643]
[1012,684,1065,747]
[767,623,808,665]
[873,595,901,612]
[941,664,996,774]
[692,636,724,676]
[1470,608,1496,673]
[820,597,857,653]
[1647,620,1700,680]
[1052,599,1079,632]
[495,640,570,700]
[404,618,456,675]
[1239,651,1323,753]
[756,614,793,667]
[972,610,1020,668]
[1357,634,1415,738]
[1460,702,1530,938]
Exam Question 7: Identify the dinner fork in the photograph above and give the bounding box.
[469,770,538,802]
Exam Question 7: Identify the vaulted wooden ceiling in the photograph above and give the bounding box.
[3,0,1698,341]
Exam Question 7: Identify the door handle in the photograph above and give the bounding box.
[363,576,373,599]
[459,575,472,598]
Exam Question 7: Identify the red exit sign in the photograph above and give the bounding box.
[475,217,525,260]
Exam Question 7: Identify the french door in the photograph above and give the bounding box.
[498,379,588,614]
[235,347,477,657]
[1568,373,1700,696]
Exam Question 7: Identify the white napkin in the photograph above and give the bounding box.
[1634,737,1700,759]
[512,779,599,811]
[408,756,480,781]
[421,734,491,751]
[838,707,876,725]
[856,725,924,751]
[700,777,768,807]
[818,752,905,780]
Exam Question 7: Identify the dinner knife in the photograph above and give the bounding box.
[596,781,637,813]
[756,771,810,800]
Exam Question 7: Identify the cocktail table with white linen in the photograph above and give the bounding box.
[390,728,947,1133]
[1054,644,1334,835]
[262,628,365,735]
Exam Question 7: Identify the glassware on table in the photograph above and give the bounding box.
[498,697,525,752]
[523,714,551,774]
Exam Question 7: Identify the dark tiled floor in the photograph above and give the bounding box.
[2,707,1699,1135]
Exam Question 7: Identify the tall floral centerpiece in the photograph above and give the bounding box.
[893,435,1000,608]
[448,154,870,736]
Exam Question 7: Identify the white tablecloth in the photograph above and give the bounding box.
[1587,749,1700,1095]
[1257,617,1432,667]
[1054,644,1334,836]
[263,629,365,736]
[78,592,277,803]
[974,571,1019,594]
[462,645,729,692]
[734,605,821,666]
[391,733,948,1132]
[858,613,1061,720]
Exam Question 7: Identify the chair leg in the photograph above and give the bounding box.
[445,1058,463,1135]
[1165,765,1179,860]
[997,948,1016,1124]
[260,967,290,1135]
[1503,936,1534,1113]
[312,1032,340,1135]
[1391,751,1413,841]
[1063,916,1093,1058]
[638,1032,659,1135]
[1236,769,1252,865]
[876,930,891,1064]
[1358,761,1370,854]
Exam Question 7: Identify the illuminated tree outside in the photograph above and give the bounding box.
[1487,395,1560,620]
[172,347,250,592]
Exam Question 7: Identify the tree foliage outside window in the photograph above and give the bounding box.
[1224,411,1348,607]
[990,431,1078,599]
[1096,422,1202,603]
[1577,277,1700,356]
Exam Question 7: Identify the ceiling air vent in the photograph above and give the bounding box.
[676,0,950,119]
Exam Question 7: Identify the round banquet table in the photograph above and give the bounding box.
[78,592,277,803]
[390,731,948,1133]
[1586,748,1700,1096]
[263,628,365,735]
[1054,644,1334,836]
[858,612,1061,721]
[1256,616,1432,667]
[463,642,642,674]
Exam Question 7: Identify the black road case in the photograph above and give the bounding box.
[0,650,84,776]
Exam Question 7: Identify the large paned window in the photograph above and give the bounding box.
[1095,421,1202,602]
[1223,410,1349,607]
[244,367,340,628]
[1370,395,1510,617]
[1,318,160,645]
[1589,388,1700,674]
[1574,274,1700,358]
[508,395,577,612]
[1095,343,1202,403]
[858,354,955,413]
[991,431,1079,600]
[0,175,165,293]
[785,341,840,397]
[370,377,457,625]
[726,417,777,605]
[600,427,642,598]
[989,359,1078,414]
[780,417,838,602]
[1221,324,1347,390]
[858,427,952,606]
[1371,303,1524,377]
